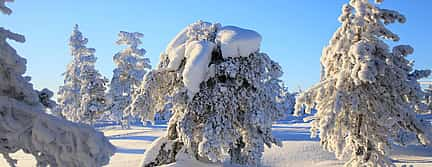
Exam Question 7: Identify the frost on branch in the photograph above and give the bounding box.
[107,31,151,128]
[58,25,108,124]
[0,6,114,166]
[295,0,432,166]
[128,21,286,166]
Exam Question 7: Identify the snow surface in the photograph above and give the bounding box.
[216,26,262,58]
[2,121,431,167]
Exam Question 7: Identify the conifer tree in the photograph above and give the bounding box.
[295,0,432,166]
[58,25,107,124]
[79,61,108,125]
[128,21,286,166]
[107,31,151,128]
[57,24,89,122]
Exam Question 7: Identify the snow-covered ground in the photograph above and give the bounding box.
[1,121,431,167]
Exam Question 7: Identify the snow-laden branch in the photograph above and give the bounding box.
[0,96,115,167]
[1,5,115,166]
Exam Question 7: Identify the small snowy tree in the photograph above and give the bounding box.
[79,62,108,125]
[58,25,107,124]
[0,1,114,166]
[281,85,297,117]
[107,31,151,128]
[127,21,286,166]
[57,24,88,122]
[295,0,432,166]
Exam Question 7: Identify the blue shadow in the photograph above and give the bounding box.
[272,129,319,142]
[109,135,158,141]
[116,147,146,154]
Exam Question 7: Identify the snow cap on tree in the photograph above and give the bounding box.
[129,20,286,166]
[295,0,432,166]
[0,3,115,166]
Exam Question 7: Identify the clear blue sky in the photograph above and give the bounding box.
[1,0,431,93]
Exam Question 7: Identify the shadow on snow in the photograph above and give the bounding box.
[115,147,146,154]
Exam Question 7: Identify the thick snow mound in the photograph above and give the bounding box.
[182,41,216,98]
[166,43,186,71]
[162,21,262,98]
[216,26,262,58]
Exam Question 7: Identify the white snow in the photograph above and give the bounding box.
[166,43,186,71]
[1,121,431,167]
[182,40,216,98]
[161,22,263,99]
[216,26,262,58]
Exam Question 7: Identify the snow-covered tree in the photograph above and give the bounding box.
[57,24,88,122]
[79,62,108,125]
[107,31,151,127]
[127,21,286,166]
[58,25,107,124]
[0,1,114,166]
[295,0,432,166]
[281,85,297,117]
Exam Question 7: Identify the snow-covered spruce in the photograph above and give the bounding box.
[127,21,286,166]
[57,24,88,122]
[0,2,115,166]
[58,25,108,124]
[79,60,108,125]
[282,85,297,117]
[107,31,151,128]
[294,0,432,166]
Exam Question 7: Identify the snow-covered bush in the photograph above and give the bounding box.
[37,88,56,109]
[36,88,61,117]
[128,21,286,166]
[295,0,432,166]
[0,2,115,166]
[58,25,107,124]
[107,31,151,127]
